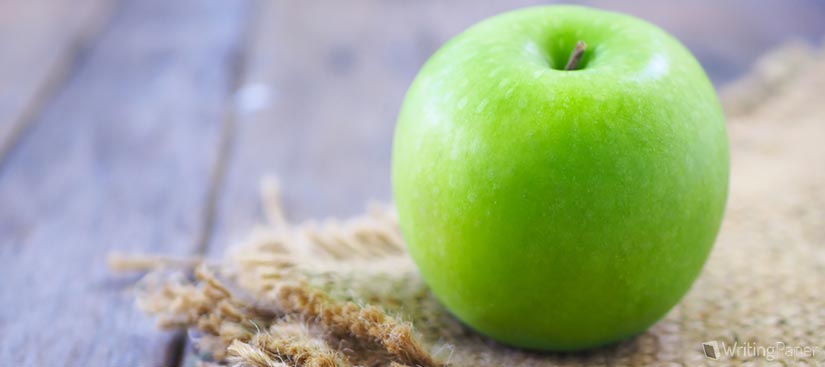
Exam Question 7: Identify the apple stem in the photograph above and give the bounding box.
[564,41,588,70]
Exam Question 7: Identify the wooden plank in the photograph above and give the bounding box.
[0,0,115,164]
[0,0,250,365]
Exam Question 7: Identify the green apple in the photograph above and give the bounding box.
[392,5,729,351]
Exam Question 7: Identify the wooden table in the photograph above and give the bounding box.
[1,0,822,365]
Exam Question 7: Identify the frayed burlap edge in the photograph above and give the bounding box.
[111,179,444,367]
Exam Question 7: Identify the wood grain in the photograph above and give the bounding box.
[0,0,115,164]
[0,0,250,365]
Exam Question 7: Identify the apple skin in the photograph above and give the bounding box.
[392,5,729,351]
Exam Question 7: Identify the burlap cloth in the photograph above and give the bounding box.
[112,42,825,367]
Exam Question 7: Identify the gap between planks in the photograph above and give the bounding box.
[174,1,261,366]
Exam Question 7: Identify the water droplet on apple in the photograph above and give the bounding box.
[476,99,489,113]
[458,97,468,109]
[524,41,539,55]
[468,192,477,203]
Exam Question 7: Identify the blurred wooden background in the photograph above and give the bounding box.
[0,0,823,366]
